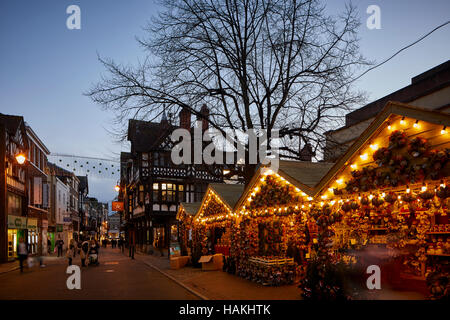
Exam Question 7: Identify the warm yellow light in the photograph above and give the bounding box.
[370,144,378,151]
[301,192,306,196]
[398,195,401,200]
[330,200,336,205]
[223,169,230,175]
[381,193,385,198]
[421,185,427,192]
[328,188,334,192]
[321,194,327,200]
[336,178,344,185]
[307,197,313,201]
[368,194,374,200]
[406,187,410,194]
[350,163,357,170]
[114,185,120,192]
[15,153,26,165]
[388,125,392,131]
[400,119,405,125]
[413,121,419,129]
[441,127,447,135]
[360,153,368,161]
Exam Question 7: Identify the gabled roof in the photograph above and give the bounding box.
[176,202,201,219]
[127,119,175,152]
[207,183,245,210]
[0,113,28,149]
[314,101,450,196]
[234,160,334,211]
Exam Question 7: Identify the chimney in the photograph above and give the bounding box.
[160,110,169,127]
[198,104,209,131]
[299,143,315,162]
[179,107,191,130]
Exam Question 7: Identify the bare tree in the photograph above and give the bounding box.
[87,0,370,183]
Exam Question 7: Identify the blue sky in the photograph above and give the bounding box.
[1,0,449,203]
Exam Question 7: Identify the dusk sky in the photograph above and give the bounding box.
[1,0,449,204]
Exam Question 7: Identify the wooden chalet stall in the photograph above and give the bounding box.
[176,202,201,256]
[311,102,450,297]
[191,183,245,268]
[232,160,333,286]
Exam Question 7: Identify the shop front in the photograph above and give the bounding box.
[27,218,38,255]
[7,215,27,260]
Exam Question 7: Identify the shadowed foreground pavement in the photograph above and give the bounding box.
[0,248,198,300]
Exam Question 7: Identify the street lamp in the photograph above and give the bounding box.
[114,184,120,192]
[15,153,26,165]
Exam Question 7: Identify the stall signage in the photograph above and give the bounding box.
[27,218,38,231]
[7,215,27,229]
[170,242,181,257]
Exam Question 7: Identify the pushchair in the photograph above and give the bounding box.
[88,247,99,266]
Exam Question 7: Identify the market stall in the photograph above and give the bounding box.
[191,183,245,268]
[231,160,333,285]
[308,102,450,298]
[176,202,201,256]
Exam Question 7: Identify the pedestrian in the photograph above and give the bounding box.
[66,244,74,266]
[158,235,164,257]
[56,237,64,257]
[80,241,89,267]
[17,237,28,273]
[70,239,77,257]
[47,238,52,254]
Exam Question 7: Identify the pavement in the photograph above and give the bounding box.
[133,251,301,300]
[0,248,198,300]
[133,249,427,300]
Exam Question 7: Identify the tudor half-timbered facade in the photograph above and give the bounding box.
[120,106,223,252]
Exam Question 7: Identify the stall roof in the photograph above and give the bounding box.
[314,101,450,196]
[176,202,201,219]
[207,183,246,210]
[234,160,334,211]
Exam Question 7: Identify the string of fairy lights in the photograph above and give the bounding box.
[48,153,121,180]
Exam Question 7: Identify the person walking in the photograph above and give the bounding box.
[56,237,64,257]
[80,241,89,267]
[158,235,164,257]
[47,238,52,255]
[66,244,74,266]
[17,237,28,273]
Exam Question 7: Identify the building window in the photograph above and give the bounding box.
[152,183,159,202]
[142,153,149,168]
[7,192,22,216]
[178,184,184,202]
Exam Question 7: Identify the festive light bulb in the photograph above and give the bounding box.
[350,163,357,170]
[15,153,26,165]
[360,153,368,161]
[406,186,410,193]
[400,117,406,125]
[388,124,392,131]
[413,120,419,129]
[441,127,447,135]
[368,194,374,200]
[336,178,344,185]
[307,197,313,201]
[421,185,427,192]
[321,195,327,200]
[328,188,334,192]
[381,193,385,198]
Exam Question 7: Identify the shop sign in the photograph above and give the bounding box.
[27,218,38,231]
[56,224,63,232]
[7,215,27,229]
[112,201,124,211]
